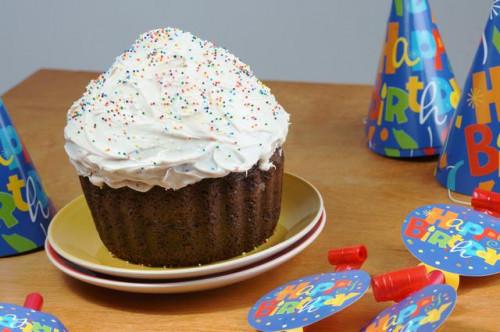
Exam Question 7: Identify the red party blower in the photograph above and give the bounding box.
[371,265,444,303]
[0,293,67,331]
[471,188,500,218]
[328,245,368,271]
[23,293,44,311]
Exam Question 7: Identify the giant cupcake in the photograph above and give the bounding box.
[64,28,290,266]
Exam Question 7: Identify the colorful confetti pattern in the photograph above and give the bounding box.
[363,284,456,332]
[0,99,54,256]
[247,271,370,331]
[402,204,500,277]
[65,28,289,192]
[366,0,459,158]
[436,3,500,195]
[0,303,67,332]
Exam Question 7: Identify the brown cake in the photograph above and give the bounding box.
[80,151,283,266]
[64,28,290,266]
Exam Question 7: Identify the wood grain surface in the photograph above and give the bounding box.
[0,69,497,331]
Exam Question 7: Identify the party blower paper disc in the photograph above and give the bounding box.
[402,204,500,276]
[247,271,371,331]
[0,303,67,332]
[363,284,457,332]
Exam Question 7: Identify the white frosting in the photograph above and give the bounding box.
[64,28,290,192]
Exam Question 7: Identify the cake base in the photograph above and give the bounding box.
[79,151,284,267]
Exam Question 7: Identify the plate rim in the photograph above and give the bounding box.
[48,210,324,283]
[46,211,326,293]
[48,172,324,279]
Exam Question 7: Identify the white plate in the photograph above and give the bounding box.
[48,173,324,280]
[46,211,325,294]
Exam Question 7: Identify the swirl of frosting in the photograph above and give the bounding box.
[64,28,290,192]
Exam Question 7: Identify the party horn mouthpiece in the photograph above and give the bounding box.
[471,188,500,218]
[371,265,444,302]
[23,292,44,311]
[328,245,367,271]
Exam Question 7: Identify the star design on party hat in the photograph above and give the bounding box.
[466,87,484,110]
[490,0,500,20]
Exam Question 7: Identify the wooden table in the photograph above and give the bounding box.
[1,69,498,331]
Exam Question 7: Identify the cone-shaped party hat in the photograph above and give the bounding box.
[436,3,500,195]
[0,99,55,257]
[366,0,460,158]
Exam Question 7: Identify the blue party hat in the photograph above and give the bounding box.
[436,2,500,195]
[366,0,460,158]
[0,99,55,256]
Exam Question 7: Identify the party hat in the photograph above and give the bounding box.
[0,99,55,257]
[366,0,460,158]
[436,3,500,195]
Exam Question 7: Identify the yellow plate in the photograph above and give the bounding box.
[48,173,324,279]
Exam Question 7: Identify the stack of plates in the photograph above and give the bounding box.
[46,173,325,294]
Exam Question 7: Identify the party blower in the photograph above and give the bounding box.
[0,293,67,331]
[436,3,500,195]
[247,246,457,331]
[401,197,500,282]
[364,266,457,332]
[358,250,456,331]
[371,195,500,331]
[247,246,371,332]
[363,189,500,331]
[0,99,55,257]
[366,0,459,158]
